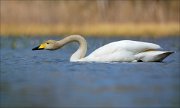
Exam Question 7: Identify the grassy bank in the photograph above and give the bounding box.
[1,23,179,37]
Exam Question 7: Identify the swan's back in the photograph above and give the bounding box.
[87,40,161,58]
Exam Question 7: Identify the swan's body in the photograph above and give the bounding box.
[32,35,173,62]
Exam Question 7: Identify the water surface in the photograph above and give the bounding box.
[1,36,180,107]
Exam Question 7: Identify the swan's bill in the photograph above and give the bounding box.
[32,45,44,50]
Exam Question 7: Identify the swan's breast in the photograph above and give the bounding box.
[87,41,121,58]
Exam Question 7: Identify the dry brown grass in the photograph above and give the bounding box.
[1,1,179,37]
[1,23,179,37]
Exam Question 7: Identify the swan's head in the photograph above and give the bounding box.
[32,40,59,50]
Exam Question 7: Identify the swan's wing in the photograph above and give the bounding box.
[117,40,162,53]
[87,40,161,58]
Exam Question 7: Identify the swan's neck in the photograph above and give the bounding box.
[57,35,87,61]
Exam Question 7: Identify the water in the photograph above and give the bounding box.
[1,36,180,107]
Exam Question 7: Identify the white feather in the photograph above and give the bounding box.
[81,40,165,62]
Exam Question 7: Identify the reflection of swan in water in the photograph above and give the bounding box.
[32,35,173,62]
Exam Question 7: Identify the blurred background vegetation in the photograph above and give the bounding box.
[0,0,179,37]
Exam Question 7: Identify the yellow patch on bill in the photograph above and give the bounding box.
[39,43,46,49]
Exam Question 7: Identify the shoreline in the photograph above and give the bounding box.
[1,23,179,37]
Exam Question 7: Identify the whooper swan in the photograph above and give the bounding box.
[32,35,173,62]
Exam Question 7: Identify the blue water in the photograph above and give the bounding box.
[0,36,180,107]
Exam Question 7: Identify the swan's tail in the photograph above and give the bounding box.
[135,51,174,62]
[155,51,174,62]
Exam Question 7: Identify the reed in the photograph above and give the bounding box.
[1,23,179,37]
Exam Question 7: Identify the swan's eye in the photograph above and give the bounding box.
[46,43,49,44]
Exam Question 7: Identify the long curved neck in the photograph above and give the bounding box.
[57,35,87,61]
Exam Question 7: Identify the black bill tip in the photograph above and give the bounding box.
[32,46,44,50]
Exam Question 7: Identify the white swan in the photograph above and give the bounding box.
[32,35,173,62]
